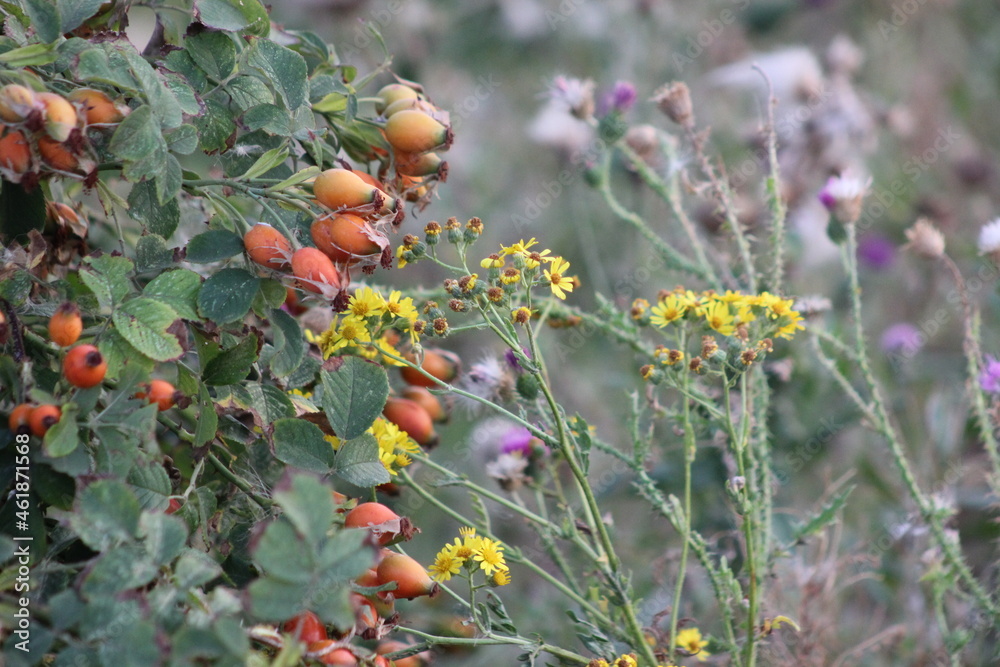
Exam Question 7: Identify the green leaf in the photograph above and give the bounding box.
[0,178,46,242]
[272,419,334,473]
[164,124,199,155]
[195,0,270,35]
[334,434,390,488]
[226,75,274,110]
[193,98,236,153]
[128,178,180,239]
[109,105,169,182]
[242,104,291,135]
[320,357,389,440]
[174,549,223,589]
[185,31,237,81]
[268,308,305,377]
[253,519,313,583]
[192,383,219,447]
[239,145,289,180]
[248,577,311,622]
[202,333,260,385]
[32,465,74,510]
[135,233,174,273]
[140,512,188,566]
[197,267,259,324]
[119,45,183,129]
[80,254,133,311]
[789,485,855,546]
[273,474,335,545]
[185,229,244,263]
[245,38,308,110]
[143,269,202,320]
[57,0,104,34]
[80,545,158,598]
[127,463,172,511]
[21,0,60,43]
[112,297,184,362]
[70,480,141,551]
[43,403,79,458]
[98,328,155,377]
[0,41,57,67]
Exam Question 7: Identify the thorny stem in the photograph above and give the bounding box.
[685,126,758,292]
[941,254,1000,497]
[753,65,787,294]
[616,141,722,290]
[206,450,273,510]
[597,152,712,282]
[841,223,1000,622]
[668,331,695,662]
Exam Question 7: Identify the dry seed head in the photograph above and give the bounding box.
[904,218,945,259]
[651,82,694,127]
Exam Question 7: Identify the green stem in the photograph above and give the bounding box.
[402,628,591,665]
[841,223,1000,622]
[206,450,273,510]
[669,330,695,661]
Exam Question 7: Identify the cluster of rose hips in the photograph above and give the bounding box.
[242,81,453,306]
[6,302,182,439]
[263,499,433,666]
[0,83,127,188]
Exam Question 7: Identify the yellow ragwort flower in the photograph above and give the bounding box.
[472,537,507,575]
[650,294,687,327]
[676,627,710,661]
[428,550,463,582]
[699,300,735,337]
[385,290,419,323]
[344,286,386,319]
[543,257,575,300]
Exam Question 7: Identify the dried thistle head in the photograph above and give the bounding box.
[651,81,694,127]
[904,218,945,259]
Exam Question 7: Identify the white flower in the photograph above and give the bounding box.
[818,173,871,224]
[977,218,1000,255]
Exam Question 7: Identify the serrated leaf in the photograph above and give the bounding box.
[140,512,188,567]
[120,45,183,129]
[202,333,259,386]
[128,179,180,239]
[57,0,105,34]
[273,474,335,545]
[334,434,389,487]
[164,124,199,155]
[226,75,274,110]
[272,419,334,473]
[269,308,305,378]
[43,403,79,458]
[195,0,269,35]
[174,549,223,589]
[197,268,259,324]
[127,463,172,511]
[185,229,244,263]
[98,328,155,377]
[21,0,60,43]
[112,297,183,362]
[245,38,308,110]
[320,357,389,440]
[194,98,236,153]
[109,105,169,182]
[70,480,141,551]
[248,577,312,622]
[185,31,237,81]
[80,254,133,311]
[135,233,174,273]
[253,519,313,583]
[192,384,219,447]
[143,269,202,320]
[80,545,158,598]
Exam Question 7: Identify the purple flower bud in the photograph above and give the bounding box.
[980,356,1000,394]
[857,234,896,270]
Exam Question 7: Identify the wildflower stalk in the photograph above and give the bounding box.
[403,628,591,665]
[596,152,712,282]
[615,141,722,290]
[685,126,757,291]
[941,255,1000,497]
[753,66,787,294]
[520,313,659,667]
[668,331,696,662]
[841,222,1000,623]
[724,377,759,667]
[398,468,611,625]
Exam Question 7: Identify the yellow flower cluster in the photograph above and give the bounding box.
[325,416,420,476]
[647,289,804,340]
[305,287,421,361]
[479,237,578,301]
[587,655,677,667]
[427,526,510,585]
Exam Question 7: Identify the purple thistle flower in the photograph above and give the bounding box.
[980,356,1000,394]
[599,81,637,115]
[500,426,535,456]
[857,234,896,270]
[880,322,923,355]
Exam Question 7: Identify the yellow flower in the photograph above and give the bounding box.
[384,290,418,323]
[676,627,710,661]
[428,550,463,582]
[699,300,735,336]
[491,568,511,586]
[500,267,522,285]
[500,238,538,256]
[650,295,687,327]
[345,286,386,319]
[718,289,747,305]
[326,317,372,355]
[735,303,757,325]
[372,335,405,367]
[522,249,552,269]
[481,254,505,269]
[324,434,342,450]
[543,257,575,300]
[472,537,507,575]
[395,244,408,268]
[776,312,805,340]
[612,655,638,667]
